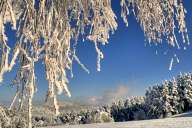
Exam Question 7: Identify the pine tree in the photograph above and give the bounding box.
[184,73,192,105]
[169,78,180,114]
[177,73,192,111]
[145,85,162,118]
[161,81,172,117]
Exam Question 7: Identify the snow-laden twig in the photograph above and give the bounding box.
[169,58,174,71]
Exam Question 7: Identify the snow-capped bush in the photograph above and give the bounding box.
[0,106,27,128]
[0,106,11,128]
[32,106,113,127]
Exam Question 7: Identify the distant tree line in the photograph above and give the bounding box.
[111,72,192,121]
[1,72,192,127]
[32,72,192,127]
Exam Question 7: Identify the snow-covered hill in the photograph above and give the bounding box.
[43,117,192,128]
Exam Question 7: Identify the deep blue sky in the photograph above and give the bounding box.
[1,1,192,103]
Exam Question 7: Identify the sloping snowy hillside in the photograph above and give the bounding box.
[44,116,192,128]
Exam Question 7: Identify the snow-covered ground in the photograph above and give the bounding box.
[43,117,192,128]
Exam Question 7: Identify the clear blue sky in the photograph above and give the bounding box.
[0,1,192,103]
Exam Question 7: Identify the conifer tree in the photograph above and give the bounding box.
[177,73,192,111]
[169,78,180,114]
[161,81,172,117]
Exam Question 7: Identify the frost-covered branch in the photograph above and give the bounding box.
[121,0,189,47]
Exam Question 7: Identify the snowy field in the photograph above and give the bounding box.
[43,117,192,128]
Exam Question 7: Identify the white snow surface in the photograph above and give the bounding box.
[43,117,192,128]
